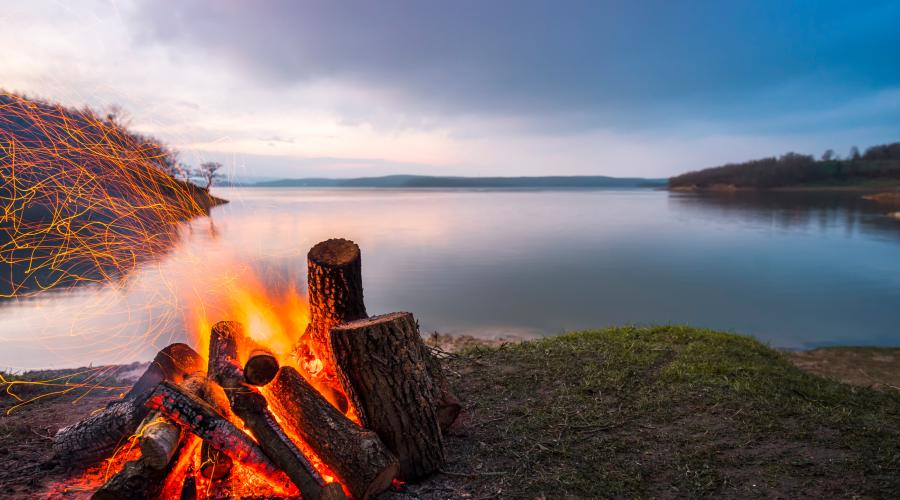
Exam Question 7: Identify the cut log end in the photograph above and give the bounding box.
[244,349,279,386]
[308,238,361,267]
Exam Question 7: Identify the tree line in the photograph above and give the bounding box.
[669,142,900,189]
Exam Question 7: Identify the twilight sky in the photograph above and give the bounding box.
[2,0,899,179]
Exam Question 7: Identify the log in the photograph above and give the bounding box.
[54,343,204,461]
[209,321,346,500]
[244,348,279,386]
[422,347,462,431]
[303,238,368,364]
[270,366,399,499]
[145,380,294,487]
[137,410,181,470]
[202,321,238,479]
[92,456,168,500]
[330,312,445,480]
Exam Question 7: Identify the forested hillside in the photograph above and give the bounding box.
[669,143,900,189]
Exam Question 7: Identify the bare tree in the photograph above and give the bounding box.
[104,104,131,127]
[849,146,861,161]
[196,161,224,189]
[821,149,835,161]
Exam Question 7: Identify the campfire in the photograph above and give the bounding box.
[52,238,461,499]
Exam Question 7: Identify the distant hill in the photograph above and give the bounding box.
[669,142,900,190]
[252,174,666,189]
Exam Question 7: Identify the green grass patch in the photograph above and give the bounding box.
[443,326,900,498]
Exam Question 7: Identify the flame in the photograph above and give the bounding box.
[180,263,356,495]
[184,267,310,367]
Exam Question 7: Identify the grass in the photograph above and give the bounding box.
[439,326,900,498]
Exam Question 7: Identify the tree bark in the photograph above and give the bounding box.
[330,312,445,480]
[137,410,182,470]
[269,366,399,499]
[53,343,204,461]
[302,238,368,365]
[209,321,346,500]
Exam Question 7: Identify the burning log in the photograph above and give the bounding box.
[203,322,238,480]
[244,348,279,386]
[92,456,170,500]
[209,321,347,500]
[269,366,399,499]
[303,238,368,363]
[146,380,296,487]
[330,312,445,480]
[96,388,195,500]
[53,343,204,461]
[137,411,181,470]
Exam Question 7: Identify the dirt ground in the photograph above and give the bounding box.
[786,347,900,390]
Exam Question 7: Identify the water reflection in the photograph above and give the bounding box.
[1,187,899,370]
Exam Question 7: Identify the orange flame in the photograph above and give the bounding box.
[184,268,310,368]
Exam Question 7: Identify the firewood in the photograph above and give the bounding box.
[330,312,445,480]
[202,321,238,479]
[146,380,294,487]
[137,410,181,470]
[95,398,193,500]
[209,321,347,500]
[269,366,399,499]
[244,348,279,386]
[303,238,368,364]
[53,343,204,461]
[92,456,169,500]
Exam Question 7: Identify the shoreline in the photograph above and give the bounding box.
[5,334,897,394]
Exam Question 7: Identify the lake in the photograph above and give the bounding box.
[2,187,899,371]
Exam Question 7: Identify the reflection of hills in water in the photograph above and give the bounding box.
[0,92,223,298]
[669,190,900,241]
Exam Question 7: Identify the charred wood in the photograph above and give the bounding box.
[269,366,399,499]
[53,343,204,461]
[209,321,346,500]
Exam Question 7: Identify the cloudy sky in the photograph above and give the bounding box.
[2,0,899,179]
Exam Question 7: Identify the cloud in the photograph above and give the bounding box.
[2,1,898,178]
[132,0,900,130]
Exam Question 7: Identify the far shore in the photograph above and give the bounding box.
[669,184,900,193]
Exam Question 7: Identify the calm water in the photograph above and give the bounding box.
[2,187,900,370]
